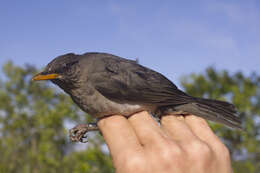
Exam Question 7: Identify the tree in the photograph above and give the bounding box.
[0,62,113,173]
[0,62,259,173]
[181,67,260,173]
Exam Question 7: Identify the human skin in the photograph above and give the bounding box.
[97,111,233,173]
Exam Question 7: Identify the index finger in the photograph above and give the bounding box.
[97,115,143,158]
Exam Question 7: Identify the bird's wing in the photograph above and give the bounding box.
[91,57,192,106]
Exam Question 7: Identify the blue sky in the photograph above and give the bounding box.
[1,0,260,86]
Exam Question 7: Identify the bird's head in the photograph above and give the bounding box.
[32,53,81,90]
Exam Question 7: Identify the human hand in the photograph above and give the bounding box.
[97,111,233,173]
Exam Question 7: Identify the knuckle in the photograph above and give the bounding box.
[98,115,124,128]
[186,141,213,160]
[212,140,231,162]
[171,145,183,158]
[159,148,174,161]
[200,144,212,160]
[183,141,214,169]
[122,155,145,172]
[157,144,184,169]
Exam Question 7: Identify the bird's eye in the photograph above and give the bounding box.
[58,60,79,73]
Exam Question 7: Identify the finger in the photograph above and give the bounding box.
[97,115,143,158]
[128,111,169,147]
[184,115,230,161]
[160,115,199,143]
[184,115,226,151]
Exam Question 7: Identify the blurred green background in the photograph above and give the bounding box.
[0,62,259,172]
[1,0,260,172]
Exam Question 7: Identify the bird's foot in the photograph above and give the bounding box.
[69,123,99,143]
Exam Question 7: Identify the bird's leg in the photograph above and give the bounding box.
[69,123,99,143]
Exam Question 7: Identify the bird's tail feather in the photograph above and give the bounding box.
[173,98,242,129]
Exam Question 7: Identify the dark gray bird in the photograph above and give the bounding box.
[32,52,241,141]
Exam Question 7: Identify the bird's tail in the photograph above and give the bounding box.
[173,98,242,129]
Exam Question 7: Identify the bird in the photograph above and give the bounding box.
[32,52,242,142]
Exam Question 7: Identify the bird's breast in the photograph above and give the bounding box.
[69,87,156,118]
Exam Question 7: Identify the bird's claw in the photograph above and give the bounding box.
[69,123,99,143]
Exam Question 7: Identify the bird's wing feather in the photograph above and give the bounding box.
[91,56,193,106]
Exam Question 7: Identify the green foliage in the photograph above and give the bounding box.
[0,62,113,173]
[181,67,260,173]
[0,62,259,173]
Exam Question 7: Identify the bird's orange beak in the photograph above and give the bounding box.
[32,73,61,81]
